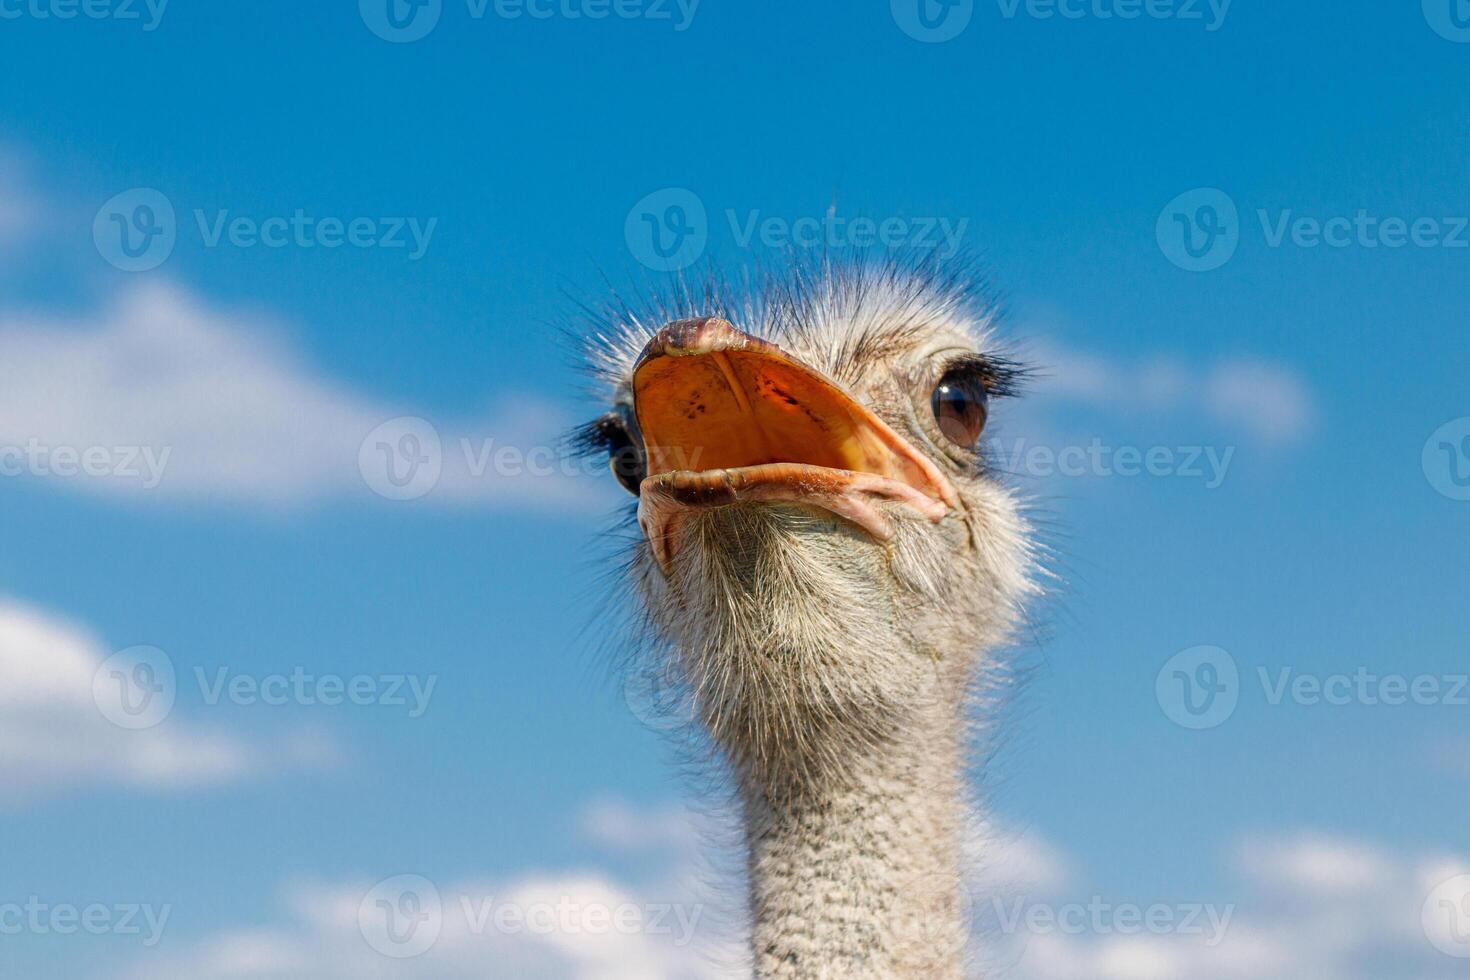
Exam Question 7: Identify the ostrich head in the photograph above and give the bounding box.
[576,256,1038,977]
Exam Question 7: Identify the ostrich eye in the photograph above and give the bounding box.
[931,368,990,448]
[604,418,646,496]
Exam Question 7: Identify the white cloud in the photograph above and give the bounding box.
[127,801,748,980]
[998,833,1470,980]
[1032,342,1317,445]
[116,806,1470,980]
[0,595,329,800]
[0,283,600,509]
[1237,834,1395,894]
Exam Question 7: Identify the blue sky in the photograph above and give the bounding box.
[1,1,1468,977]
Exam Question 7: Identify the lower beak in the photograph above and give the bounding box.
[631,317,955,569]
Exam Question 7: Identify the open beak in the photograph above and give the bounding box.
[632,317,956,570]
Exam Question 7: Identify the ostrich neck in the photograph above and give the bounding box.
[740,701,969,980]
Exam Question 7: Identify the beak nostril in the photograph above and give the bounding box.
[635,317,780,368]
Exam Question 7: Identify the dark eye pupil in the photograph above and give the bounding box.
[605,421,647,495]
[931,372,989,447]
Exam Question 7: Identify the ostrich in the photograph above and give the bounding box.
[574,256,1038,980]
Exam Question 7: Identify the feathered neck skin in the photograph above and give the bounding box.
[647,503,998,980]
[740,675,970,980]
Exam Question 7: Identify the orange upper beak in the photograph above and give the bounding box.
[631,317,955,569]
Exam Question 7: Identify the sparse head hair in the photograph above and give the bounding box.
[574,253,1041,799]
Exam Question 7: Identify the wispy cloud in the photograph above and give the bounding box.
[113,801,1469,980]
[994,832,1468,980]
[1031,342,1317,445]
[0,283,599,509]
[0,596,331,801]
[0,147,41,246]
[126,799,747,980]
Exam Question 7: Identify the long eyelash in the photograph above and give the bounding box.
[942,354,1031,398]
[566,412,627,460]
